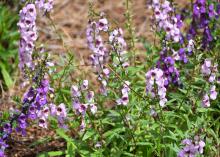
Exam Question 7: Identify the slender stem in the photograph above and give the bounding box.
[125,0,136,65]
[106,64,148,102]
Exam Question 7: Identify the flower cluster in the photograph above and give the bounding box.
[157,50,180,87]
[178,137,205,157]
[50,103,67,129]
[109,28,129,68]
[201,59,218,107]
[146,68,167,107]
[35,0,54,13]
[152,0,182,42]
[86,16,110,95]
[18,78,51,134]
[201,59,218,82]
[71,80,97,131]
[172,48,188,63]
[0,124,10,157]
[0,76,51,156]
[188,0,220,48]
[17,4,37,71]
[116,81,130,106]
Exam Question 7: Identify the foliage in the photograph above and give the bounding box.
[0,4,19,89]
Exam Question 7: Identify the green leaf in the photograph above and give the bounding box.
[0,62,13,88]
[82,130,96,141]
[37,151,65,157]
[56,128,73,142]
[66,142,76,157]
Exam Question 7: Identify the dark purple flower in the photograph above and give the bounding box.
[187,25,197,40]
[199,14,209,28]
[208,4,215,18]
[23,87,35,104]
[0,150,4,157]
[193,0,206,17]
[176,14,183,28]
[178,48,188,63]
[157,51,180,87]
[217,4,220,15]
[202,26,213,48]
[18,114,27,129]
[28,105,37,119]
[3,123,12,135]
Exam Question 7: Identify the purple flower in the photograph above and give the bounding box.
[35,0,54,12]
[49,103,57,116]
[23,87,35,104]
[28,105,37,119]
[208,4,216,18]
[146,68,167,107]
[97,18,108,31]
[209,73,216,83]
[3,123,12,135]
[18,4,37,71]
[187,25,197,40]
[78,104,88,115]
[193,0,206,16]
[89,104,97,114]
[203,27,213,48]
[81,80,89,91]
[178,137,205,157]
[187,39,195,54]
[152,0,182,42]
[86,17,111,95]
[201,59,212,76]
[71,85,81,97]
[202,94,210,107]
[16,114,27,136]
[117,81,130,106]
[217,4,220,15]
[198,140,205,154]
[157,51,180,87]
[38,117,47,128]
[0,150,5,157]
[210,85,217,100]
[109,28,129,68]
[178,48,188,63]
[56,103,67,118]
[86,91,94,103]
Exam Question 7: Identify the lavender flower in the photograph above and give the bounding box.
[201,59,218,107]
[0,139,8,157]
[117,81,130,106]
[71,81,97,115]
[86,16,110,95]
[202,94,210,108]
[16,113,27,136]
[146,68,167,107]
[35,0,54,12]
[193,0,206,17]
[151,0,182,42]
[201,59,218,83]
[49,103,67,129]
[178,137,205,157]
[17,4,37,71]
[188,0,218,49]
[109,28,129,68]
[157,50,180,87]
[209,85,217,100]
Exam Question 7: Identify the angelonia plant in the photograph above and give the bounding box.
[0,0,220,157]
